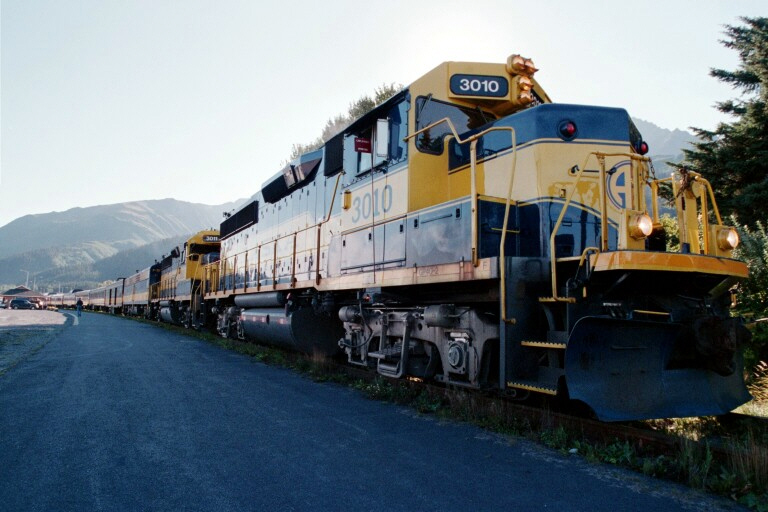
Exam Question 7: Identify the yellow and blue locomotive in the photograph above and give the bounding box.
[204,54,750,421]
[54,54,748,421]
[153,229,220,327]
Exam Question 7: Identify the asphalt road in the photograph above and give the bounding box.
[0,311,746,511]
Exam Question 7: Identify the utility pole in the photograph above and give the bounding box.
[20,269,30,288]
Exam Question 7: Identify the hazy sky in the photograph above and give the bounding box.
[1,1,765,228]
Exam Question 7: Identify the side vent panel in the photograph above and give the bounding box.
[324,133,344,177]
[220,200,259,240]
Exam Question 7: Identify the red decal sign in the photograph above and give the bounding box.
[354,137,371,153]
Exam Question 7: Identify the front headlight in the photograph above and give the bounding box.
[717,227,740,250]
[629,213,654,239]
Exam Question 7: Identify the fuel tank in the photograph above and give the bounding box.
[159,300,180,324]
[239,307,342,356]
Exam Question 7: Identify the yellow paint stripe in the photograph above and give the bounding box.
[448,138,631,173]
[591,251,748,278]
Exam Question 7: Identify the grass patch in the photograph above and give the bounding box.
[0,327,62,376]
[347,378,768,508]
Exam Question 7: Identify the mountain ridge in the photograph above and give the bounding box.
[0,198,242,291]
[632,118,697,159]
[0,198,233,259]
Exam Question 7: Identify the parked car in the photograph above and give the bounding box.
[10,298,35,310]
[0,300,6,309]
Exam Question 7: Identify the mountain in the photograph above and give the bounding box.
[0,198,242,291]
[0,199,236,259]
[632,118,698,177]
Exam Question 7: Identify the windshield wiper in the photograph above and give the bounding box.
[416,94,433,124]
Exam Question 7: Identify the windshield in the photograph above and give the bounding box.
[415,96,493,154]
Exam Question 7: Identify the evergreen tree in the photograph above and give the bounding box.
[288,83,402,161]
[733,221,768,363]
[682,17,768,226]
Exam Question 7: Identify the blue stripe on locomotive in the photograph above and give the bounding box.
[477,199,619,261]
[449,103,633,169]
[397,196,619,269]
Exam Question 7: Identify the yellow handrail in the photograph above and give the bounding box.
[494,127,518,324]
[405,118,518,268]
[548,152,650,302]
[208,173,345,295]
[405,117,521,322]
[651,169,722,255]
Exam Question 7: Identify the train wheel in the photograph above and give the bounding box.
[190,312,200,331]
[219,318,232,338]
[217,307,238,338]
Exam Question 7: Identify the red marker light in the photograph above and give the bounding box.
[637,141,649,155]
[558,120,577,140]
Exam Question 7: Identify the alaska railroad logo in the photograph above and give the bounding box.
[606,161,631,210]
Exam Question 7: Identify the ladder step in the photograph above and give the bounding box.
[377,362,400,377]
[507,380,558,396]
[368,343,402,360]
[538,296,576,304]
[521,341,566,349]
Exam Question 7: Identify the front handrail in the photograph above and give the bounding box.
[548,152,650,302]
[548,155,727,303]
[547,151,603,302]
[650,170,723,255]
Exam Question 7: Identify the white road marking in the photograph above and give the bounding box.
[62,311,79,326]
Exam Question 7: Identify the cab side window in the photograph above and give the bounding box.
[415,96,493,155]
[343,98,408,176]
